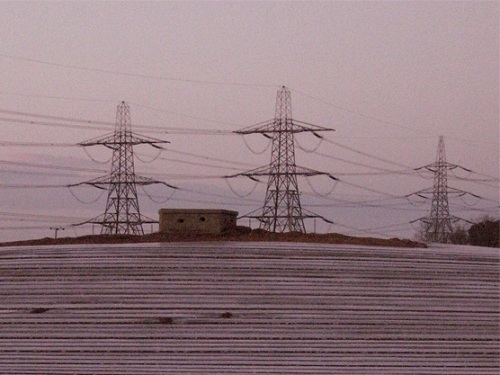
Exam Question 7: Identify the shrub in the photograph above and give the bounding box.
[468,219,499,248]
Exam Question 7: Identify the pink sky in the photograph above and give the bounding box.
[0,1,498,242]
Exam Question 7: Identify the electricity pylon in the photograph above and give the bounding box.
[72,101,175,235]
[227,86,336,233]
[409,136,475,243]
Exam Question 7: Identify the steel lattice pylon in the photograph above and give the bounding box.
[100,103,143,234]
[261,87,304,232]
[229,86,337,233]
[408,136,476,243]
[423,136,453,242]
[73,101,174,235]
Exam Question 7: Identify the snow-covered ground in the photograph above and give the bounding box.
[0,242,498,374]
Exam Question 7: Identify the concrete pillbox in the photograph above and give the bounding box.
[158,209,238,234]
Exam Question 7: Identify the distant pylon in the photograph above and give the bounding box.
[408,136,476,243]
[423,136,454,242]
[72,101,175,235]
[228,86,337,233]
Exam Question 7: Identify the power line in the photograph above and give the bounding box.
[0,141,77,147]
[0,168,97,179]
[137,187,261,207]
[0,159,106,173]
[129,101,242,128]
[163,147,257,169]
[293,88,500,147]
[322,137,412,170]
[337,179,403,199]
[292,88,428,136]
[0,225,63,231]
[143,173,224,180]
[0,183,67,189]
[0,115,110,132]
[0,53,278,89]
[0,89,496,239]
[178,186,262,204]
[0,108,114,126]
[0,211,88,222]
[313,148,415,175]
[0,108,236,135]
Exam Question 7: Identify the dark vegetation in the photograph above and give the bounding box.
[447,217,499,248]
[467,219,499,248]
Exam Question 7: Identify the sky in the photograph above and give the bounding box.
[0,1,498,242]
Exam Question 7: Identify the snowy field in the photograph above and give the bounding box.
[0,242,498,374]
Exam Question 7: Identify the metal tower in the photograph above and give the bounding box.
[229,86,336,233]
[422,136,454,242]
[409,136,476,243]
[73,101,174,235]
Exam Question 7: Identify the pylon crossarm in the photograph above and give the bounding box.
[225,174,261,182]
[125,132,170,146]
[69,174,160,188]
[234,120,276,135]
[240,205,333,224]
[415,162,470,173]
[245,213,333,223]
[69,216,100,227]
[301,208,335,224]
[292,120,335,133]
[223,165,270,180]
[80,132,169,148]
[66,175,113,189]
[67,173,177,191]
[70,213,110,227]
[237,207,264,220]
[71,213,159,227]
[79,132,115,146]
[226,165,337,180]
[132,175,177,189]
[412,214,470,226]
[234,119,334,136]
[409,186,481,199]
[295,166,339,180]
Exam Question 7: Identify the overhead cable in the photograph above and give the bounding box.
[323,137,412,169]
[0,53,278,89]
[293,88,500,146]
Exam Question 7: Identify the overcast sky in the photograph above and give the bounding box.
[0,1,498,242]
